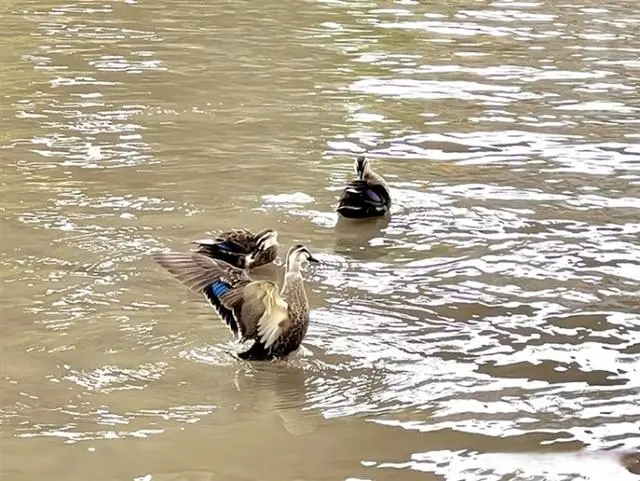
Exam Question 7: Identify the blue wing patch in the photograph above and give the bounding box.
[202,280,238,336]
[215,241,240,253]
[209,280,231,298]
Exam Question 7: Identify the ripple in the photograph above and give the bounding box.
[63,362,168,392]
[373,449,640,481]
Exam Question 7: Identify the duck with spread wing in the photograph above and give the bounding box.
[152,244,318,361]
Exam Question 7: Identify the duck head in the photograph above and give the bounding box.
[256,229,279,251]
[354,155,371,180]
[286,244,319,272]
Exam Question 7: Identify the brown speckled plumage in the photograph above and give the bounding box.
[191,228,278,269]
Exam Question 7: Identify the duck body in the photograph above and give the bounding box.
[152,244,318,361]
[337,155,391,219]
[337,180,391,218]
[192,228,278,270]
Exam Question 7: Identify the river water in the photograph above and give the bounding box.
[2,1,640,480]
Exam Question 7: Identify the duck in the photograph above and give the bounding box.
[336,155,391,219]
[151,243,319,361]
[191,228,279,270]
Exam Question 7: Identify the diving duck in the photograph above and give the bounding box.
[151,244,319,361]
[336,155,391,219]
[191,228,279,270]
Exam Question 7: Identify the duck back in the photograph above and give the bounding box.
[194,239,251,269]
[337,180,391,218]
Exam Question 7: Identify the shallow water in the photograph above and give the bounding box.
[1,0,639,480]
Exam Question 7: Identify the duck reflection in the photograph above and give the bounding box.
[231,361,319,435]
[333,215,391,262]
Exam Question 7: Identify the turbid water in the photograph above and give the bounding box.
[1,1,639,480]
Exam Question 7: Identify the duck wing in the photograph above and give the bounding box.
[151,251,289,345]
[152,251,250,336]
[152,251,248,290]
[218,281,290,349]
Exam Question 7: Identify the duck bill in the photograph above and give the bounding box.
[307,255,320,263]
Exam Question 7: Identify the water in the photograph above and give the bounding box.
[2,0,639,480]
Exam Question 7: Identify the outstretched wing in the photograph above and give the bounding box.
[152,251,249,291]
[152,251,289,346]
[152,251,251,336]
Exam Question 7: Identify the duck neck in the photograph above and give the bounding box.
[368,170,388,189]
[357,165,369,181]
[282,265,307,304]
[284,265,303,286]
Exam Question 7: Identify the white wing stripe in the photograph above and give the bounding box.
[256,289,288,349]
[257,315,281,349]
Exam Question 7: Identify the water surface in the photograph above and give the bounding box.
[2,0,640,480]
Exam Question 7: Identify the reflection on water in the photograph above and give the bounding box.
[1,0,639,480]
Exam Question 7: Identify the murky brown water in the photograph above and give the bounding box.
[2,0,640,480]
